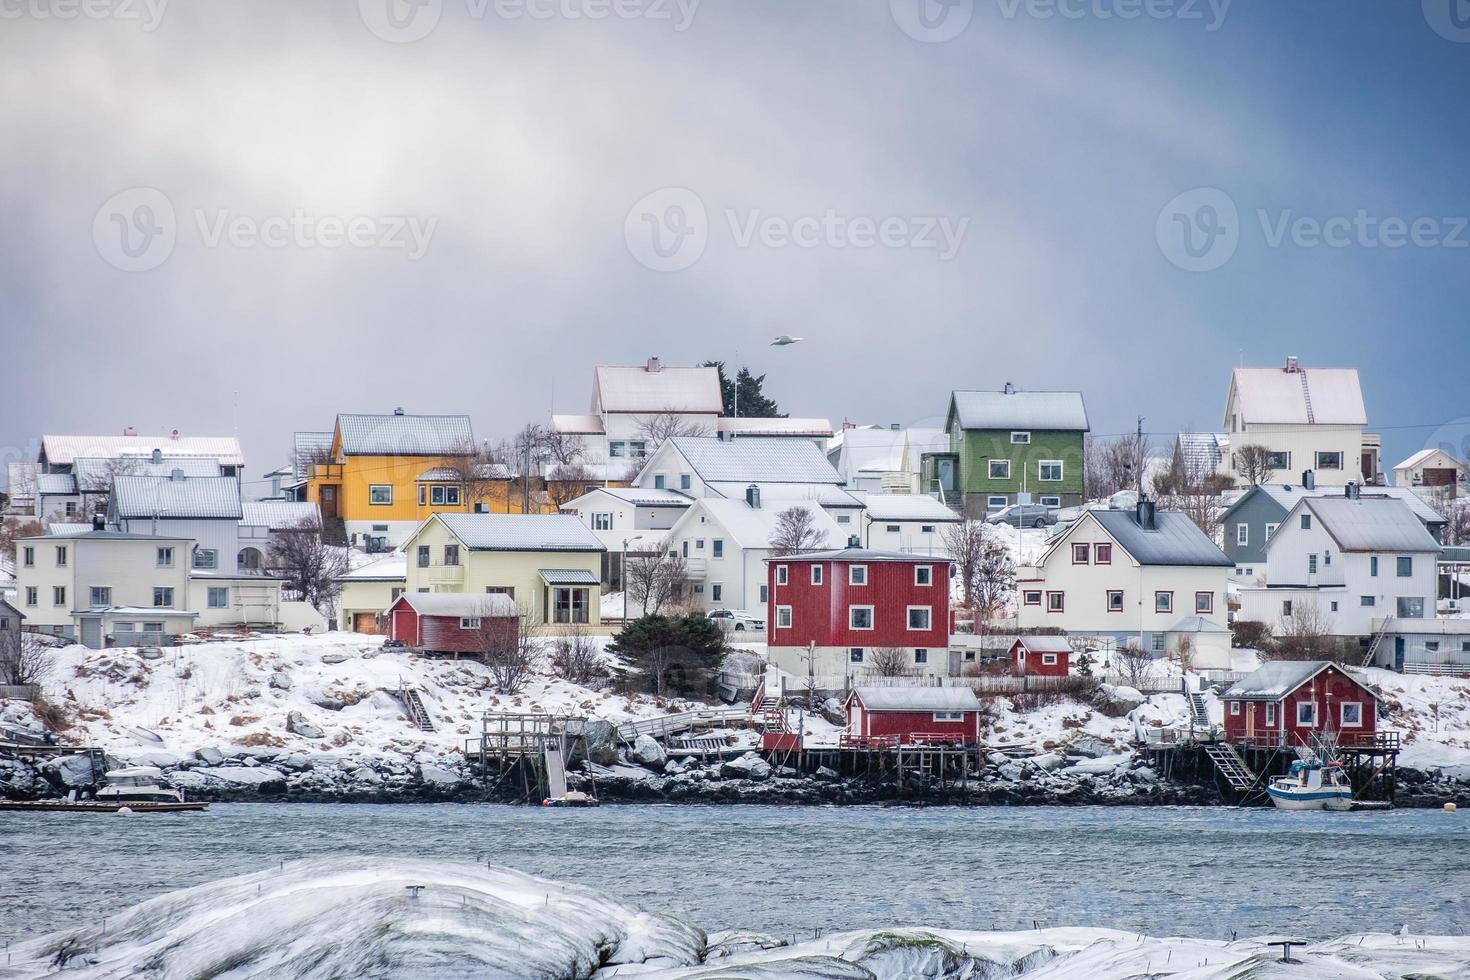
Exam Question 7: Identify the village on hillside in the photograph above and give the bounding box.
[3,355,1469,809]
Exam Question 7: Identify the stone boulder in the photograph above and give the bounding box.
[268,672,292,691]
[321,652,350,665]
[419,764,462,786]
[195,746,225,766]
[720,753,771,782]
[630,734,667,768]
[285,711,325,740]
[138,647,164,661]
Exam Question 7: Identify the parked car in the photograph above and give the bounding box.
[986,504,1058,529]
[707,609,766,632]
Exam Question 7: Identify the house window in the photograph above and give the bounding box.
[430,486,461,506]
[1152,634,1166,652]
[907,606,931,630]
[1425,641,1440,652]
[65,501,77,517]
[1300,513,1311,530]
[693,583,704,595]
[24,587,37,607]
[592,512,613,531]
[486,586,514,598]
[1072,543,1090,564]
[921,524,937,533]
[89,586,111,607]
[444,545,459,566]
[55,546,67,567]
[1038,460,1063,482]
[1265,703,1277,726]
[552,587,590,624]
[1041,653,1058,666]
[653,475,666,489]
[1396,597,1425,618]
[418,485,426,506]
[153,587,174,607]
[849,606,874,630]
[21,546,33,567]
[776,606,792,628]
[415,546,429,568]
[849,565,868,586]
[52,586,66,607]
[193,548,218,570]
[1265,523,1279,540]
[711,584,723,602]
[988,460,1011,480]
[1038,497,1060,509]
[811,566,824,586]
[915,565,933,586]
[1095,543,1112,564]
[1267,451,1291,470]
[849,648,865,664]
[987,495,1008,509]
[608,442,627,458]
[1230,701,1241,716]
[1107,590,1124,612]
[1341,702,1362,727]
[1024,590,1042,606]
[776,565,788,585]
[914,649,928,665]
[1315,451,1343,470]
[933,711,964,722]
[836,514,851,524]
[1330,601,1339,612]
[759,584,768,603]
[1046,591,1064,612]
[629,441,647,458]
[1196,592,1214,614]
[1396,556,1413,577]
[1296,702,1317,727]
[712,540,723,558]
[1282,599,1293,617]
[459,617,481,629]
[1154,592,1173,613]
[1360,595,1375,607]
[1370,556,1379,577]
[1236,523,1249,547]
[369,485,393,505]
[208,587,229,609]
[1010,431,1031,444]
[1308,554,1318,575]
[680,474,692,491]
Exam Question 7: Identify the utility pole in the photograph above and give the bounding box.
[1136,416,1146,497]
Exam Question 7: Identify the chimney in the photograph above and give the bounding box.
[1003,382,1016,395]
[745,484,761,510]
[1302,469,1315,491]
[91,513,105,531]
[647,356,662,373]
[1345,482,1361,500]
[1285,356,1300,373]
[170,428,180,439]
[123,426,137,437]
[1136,495,1157,530]
[170,468,185,481]
[393,407,405,416]
[151,448,163,464]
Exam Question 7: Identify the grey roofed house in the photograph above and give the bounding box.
[39,433,245,468]
[854,492,960,523]
[658,436,843,485]
[1289,496,1441,553]
[1222,661,1379,702]
[1226,366,1367,427]
[586,487,693,508]
[847,686,982,712]
[72,455,221,492]
[110,475,244,520]
[433,513,605,552]
[35,473,78,495]
[334,413,474,457]
[1087,508,1234,566]
[1222,483,1447,567]
[240,500,320,529]
[947,390,1090,431]
[593,362,724,415]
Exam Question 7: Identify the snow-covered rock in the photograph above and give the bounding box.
[720,752,771,781]
[320,651,351,664]
[195,746,225,765]
[44,753,96,786]
[197,766,285,786]
[631,734,667,767]
[285,711,324,740]
[268,671,292,690]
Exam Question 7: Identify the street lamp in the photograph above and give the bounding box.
[622,535,644,622]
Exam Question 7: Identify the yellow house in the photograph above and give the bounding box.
[401,513,605,631]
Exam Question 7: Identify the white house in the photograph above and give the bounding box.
[853,492,958,555]
[630,436,860,516]
[1223,357,1379,487]
[1393,448,1465,493]
[661,495,844,617]
[239,499,322,572]
[1016,499,1234,667]
[1237,490,1441,639]
[557,486,693,588]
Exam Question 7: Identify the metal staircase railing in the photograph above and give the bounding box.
[399,685,436,732]
[1203,742,1257,792]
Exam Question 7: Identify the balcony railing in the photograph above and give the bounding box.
[420,563,465,585]
[307,463,343,480]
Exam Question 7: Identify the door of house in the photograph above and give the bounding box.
[320,485,339,519]
[1424,467,1456,487]
[80,619,102,649]
[1246,703,1255,739]
[1360,451,1376,481]
[1394,637,1406,672]
[850,704,864,737]
[353,612,381,635]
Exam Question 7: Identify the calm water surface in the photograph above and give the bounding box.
[3,803,1466,942]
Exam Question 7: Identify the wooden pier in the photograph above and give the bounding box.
[1140,731,1399,806]
[464,713,596,802]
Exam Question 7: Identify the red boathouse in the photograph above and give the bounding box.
[1221,661,1383,748]
[1009,636,1072,677]
[387,592,518,656]
[842,687,983,746]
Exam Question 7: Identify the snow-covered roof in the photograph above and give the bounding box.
[1014,636,1073,653]
[1085,509,1233,567]
[393,592,519,618]
[46,523,96,537]
[415,463,511,482]
[339,554,407,582]
[1395,447,1466,472]
[576,487,693,508]
[112,476,243,520]
[848,687,982,712]
[35,473,77,495]
[1228,365,1366,426]
[75,605,198,617]
[1176,432,1228,472]
[949,390,1089,432]
[854,492,959,522]
[240,500,320,530]
[717,417,833,438]
[1223,661,1378,702]
[73,455,222,492]
[1166,616,1230,634]
[550,414,605,435]
[433,513,605,552]
[538,568,600,585]
[706,482,861,508]
[293,431,333,478]
[335,414,474,457]
[594,363,723,415]
[27,529,188,542]
[665,437,842,485]
[1239,485,1446,528]
[774,547,934,563]
[1294,496,1441,553]
[689,498,843,551]
[41,434,245,467]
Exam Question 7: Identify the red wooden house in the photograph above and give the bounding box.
[1009,636,1072,677]
[766,548,951,682]
[1221,661,1384,748]
[387,592,518,656]
[842,687,984,746]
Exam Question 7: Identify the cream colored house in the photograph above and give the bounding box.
[338,553,407,633]
[402,513,605,630]
[1393,448,1465,492]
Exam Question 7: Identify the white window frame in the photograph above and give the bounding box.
[1038,460,1064,482]
[775,605,792,629]
[932,711,964,722]
[89,586,111,607]
[1039,496,1061,508]
[1230,701,1241,716]
[55,545,67,567]
[1107,589,1124,612]
[369,484,393,506]
[906,605,931,631]
[1236,523,1249,547]
[1296,701,1317,726]
[776,565,788,585]
[1266,703,1277,726]
[157,547,174,568]
[1010,431,1031,444]
[1265,522,1279,540]
[153,587,174,608]
[1154,591,1173,613]
[986,495,1008,509]
[836,514,851,525]
[1046,591,1064,613]
[193,548,218,570]
[592,512,613,531]
[22,546,34,567]
[711,583,723,602]
[988,460,1011,480]
[849,648,865,664]
[207,587,229,609]
[914,565,933,586]
[1315,451,1343,470]
[811,565,824,586]
[1196,591,1213,614]
[712,539,723,558]
[849,564,868,586]
[913,648,928,665]
[460,617,481,629]
[25,587,37,607]
[1041,653,1058,666]
[849,605,875,630]
[608,441,627,458]
[1340,701,1362,727]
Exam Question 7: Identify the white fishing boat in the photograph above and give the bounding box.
[1266,760,1352,811]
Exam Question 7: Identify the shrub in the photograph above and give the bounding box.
[1232,620,1272,650]
[607,613,727,696]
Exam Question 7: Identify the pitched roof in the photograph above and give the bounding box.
[35,473,78,495]
[690,498,844,551]
[1296,496,1441,553]
[855,492,960,522]
[240,500,320,530]
[585,487,694,508]
[1176,432,1228,472]
[335,414,473,456]
[949,390,1089,432]
[1167,615,1230,634]
[538,568,600,584]
[550,414,605,435]
[46,523,96,537]
[41,434,244,467]
[848,687,982,712]
[1087,509,1233,566]
[73,455,222,492]
[665,437,842,485]
[111,476,243,520]
[593,364,723,414]
[705,482,861,508]
[1014,635,1073,653]
[1223,661,1379,702]
[339,553,407,582]
[1235,484,1446,528]
[26,529,189,542]
[433,513,605,552]
[775,547,935,563]
[1395,447,1466,471]
[393,592,518,618]
[293,431,333,478]
[717,417,833,438]
[416,464,511,482]
[1228,366,1366,426]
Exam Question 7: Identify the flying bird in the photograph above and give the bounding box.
[770,335,804,346]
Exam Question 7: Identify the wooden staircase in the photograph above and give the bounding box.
[399,686,436,733]
[1203,742,1257,793]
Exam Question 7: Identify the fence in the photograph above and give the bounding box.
[0,684,39,701]
[1402,662,1470,677]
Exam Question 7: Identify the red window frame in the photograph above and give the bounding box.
[1106,589,1124,612]
[1023,590,1042,606]
[1046,591,1065,613]
[1072,543,1090,565]
[1095,543,1112,565]
[1195,591,1214,614]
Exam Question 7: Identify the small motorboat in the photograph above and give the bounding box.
[94,765,202,808]
[541,790,599,808]
[1267,760,1352,811]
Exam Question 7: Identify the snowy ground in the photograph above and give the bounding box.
[1362,667,1470,776]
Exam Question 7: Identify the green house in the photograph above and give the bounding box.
[939,386,1090,516]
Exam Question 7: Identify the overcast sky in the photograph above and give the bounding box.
[3,0,1468,496]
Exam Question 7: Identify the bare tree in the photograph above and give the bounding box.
[1172,634,1196,674]
[625,543,689,615]
[1269,599,1336,661]
[1234,445,1278,487]
[1084,432,1152,501]
[1153,431,1231,540]
[435,439,510,514]
[769,506,829,556]
[550,626,604,685]
[546,462,599,509]
[1433,491,1470,547]
[267,517,351,616]
[1112,641,1157,687]
[479,607,539,694]
[943,515,1012,618]
[866,646,910,677]
[635,413,713,454]
[0,631,53,687]
[0,517,44,562]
